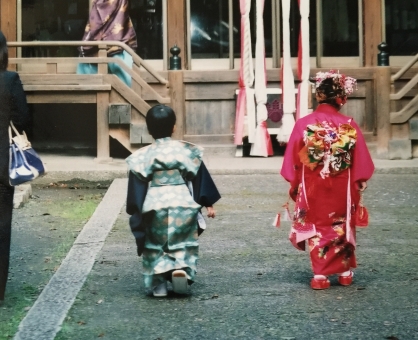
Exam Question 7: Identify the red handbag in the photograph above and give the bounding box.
[355,192,369,227]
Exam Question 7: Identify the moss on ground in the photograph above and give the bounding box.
[0,186,107,340]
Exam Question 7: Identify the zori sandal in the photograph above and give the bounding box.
[310,275,331,290]
[172,270,188,294]
[338,271,354,286]
[153,281,168,297]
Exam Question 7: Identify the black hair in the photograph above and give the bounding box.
[0,31,8,71]
[315,77,346,109]
[146,104,176,139]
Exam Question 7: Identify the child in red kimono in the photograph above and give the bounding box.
[281,71,374,289]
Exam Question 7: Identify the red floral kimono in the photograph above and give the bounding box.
[281,104,374,276]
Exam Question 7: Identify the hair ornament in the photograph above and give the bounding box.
[315,70,357,95]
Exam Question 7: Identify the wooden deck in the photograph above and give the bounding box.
[7,41,418,160]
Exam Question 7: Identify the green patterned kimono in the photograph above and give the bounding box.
[126,137,205,288]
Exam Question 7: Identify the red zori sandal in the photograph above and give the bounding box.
[310,276,331,290]
[338,271,354,286]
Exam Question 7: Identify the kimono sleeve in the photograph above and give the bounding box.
[280,120,305,198]
[126,171,148,256]
[191,161,221,207]
[350,119,375,183]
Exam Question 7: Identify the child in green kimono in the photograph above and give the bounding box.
[126,105,221,297]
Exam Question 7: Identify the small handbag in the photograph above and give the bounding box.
[355,191,369,227]
[9,121,45,186]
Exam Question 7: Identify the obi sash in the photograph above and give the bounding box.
[150,169,185,187]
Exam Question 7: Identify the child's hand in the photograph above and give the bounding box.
[358,181,367,192]
[206,206,216,218]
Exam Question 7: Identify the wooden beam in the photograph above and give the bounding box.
[182,69,377,83]
[96,92,112,162]
[390,95,418,124]
[169,71,185,139]
[185,83,237,100]
[26,93,97,104]
[23,85,111,91]
[106,75,152,116]
[364,80,375,132]
[109,127,136,153]
[20,74,106,85]
[97,46,108,75]
[184,134,234,145]
[375,67,391,158]
[167,0,187,69]
[363,0,383,67]
[0,0,17,64]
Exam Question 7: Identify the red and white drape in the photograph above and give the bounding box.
[235,0,310,149]
[250,0,273,157]
[277,0,295,143]
[296,0,310,120]
[234,0,254,146]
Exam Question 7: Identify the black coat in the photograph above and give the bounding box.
[0,71,30,186]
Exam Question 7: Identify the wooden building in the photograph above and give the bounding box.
[1,0,418,160]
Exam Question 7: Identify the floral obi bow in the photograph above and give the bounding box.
[299,121,357,178]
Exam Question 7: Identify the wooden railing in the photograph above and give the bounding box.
[8,41,168,83]
[6,41,172,161]
[373,53,418,159]
[389,53,418,124]
[8,41,170,105]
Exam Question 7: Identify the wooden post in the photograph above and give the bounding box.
[95,91,112,162]
[168,71,185,140]
[167,0,187,69]
[1,0,17,69]
[94,44,112,162]
[0,0,16,41]
[131,63,143,97]
[374,67,391,158]
[97,45,108,75]
[364,80,375,134]
[363,0,383,67]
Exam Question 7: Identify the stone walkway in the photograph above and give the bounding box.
[13,179,127,340]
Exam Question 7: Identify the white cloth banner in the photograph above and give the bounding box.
[250,0,272,157]
[298,0,310,118]
[277,0,295,143]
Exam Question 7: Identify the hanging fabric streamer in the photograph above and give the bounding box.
[234,0,254,146]
[296,0,311,120]
[250,0,273,157]
[277,0,296,143]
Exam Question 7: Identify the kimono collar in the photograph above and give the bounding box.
[316,103,341,114]
[155,137,172,144]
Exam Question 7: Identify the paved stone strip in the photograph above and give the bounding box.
[13,184,32,209]
[14,178,128,340]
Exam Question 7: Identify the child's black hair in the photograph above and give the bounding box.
[146,104,176,139]
[315,77,346,109]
